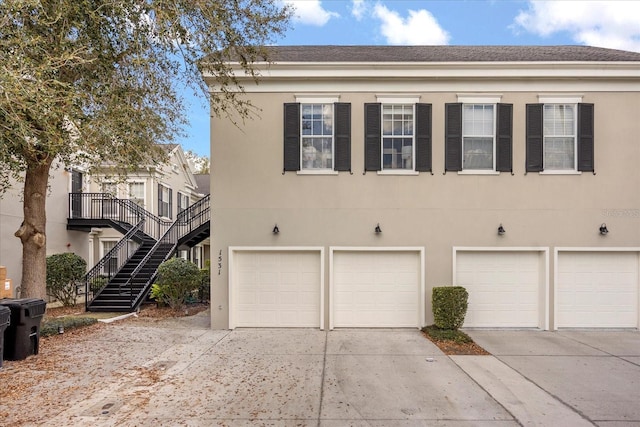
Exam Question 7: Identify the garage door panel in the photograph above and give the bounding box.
[232,251,321,328]
[557,252,638,328]
[332,251,421,328]
[457,251,542,328]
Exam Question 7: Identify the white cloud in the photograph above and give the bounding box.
[351,0,367,21]
[373,4,449,45]
[283,0,339,27]
[513,1,640,52]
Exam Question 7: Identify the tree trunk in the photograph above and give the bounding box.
[15,158,53,300]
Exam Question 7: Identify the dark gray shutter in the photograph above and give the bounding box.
[283,103,300,172]
[168,188,173,219]
[445,103,462,172]
[415,103,432,172]
[577,103,594,172]
[334,103,351,172]
[496,103,513,173]
[157,183,162,214]
[526,104,544,172]
[364,103,381,171]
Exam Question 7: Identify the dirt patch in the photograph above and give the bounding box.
[132,302,209,320]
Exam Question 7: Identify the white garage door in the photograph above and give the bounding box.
[231,250,322,328]
[332,251,421,328]
[557,252,639,328]
[456,251,542,328]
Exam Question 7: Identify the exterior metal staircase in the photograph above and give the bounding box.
[67,193,210,312]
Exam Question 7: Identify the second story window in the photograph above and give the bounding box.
[177,192,190,214]
[526,99,594,173]
[445,100,512,174]
[382,104,414,170]
[463,104,495,170]
[128,182,145,208]
[364,100,432,174]
[158,184,172,219]
[301,104,333,170]
[543,104,576,170]
[283,99,351,174]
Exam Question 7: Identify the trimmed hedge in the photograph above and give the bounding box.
[432,286,468,330]
[41,317,98,337]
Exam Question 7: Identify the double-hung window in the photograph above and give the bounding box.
[177,192,190,214]
[301,104,334,170]
[283,98,351,173]
[445,99,512,173]
[462,104,495,170]
[526,98,594,173]
[364,99,432,173]
[127,181,145,208]
[158,184,172,219]
[382,104,414,170]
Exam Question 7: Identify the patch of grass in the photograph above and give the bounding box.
[41,317,98,337]
[421,325,473,344]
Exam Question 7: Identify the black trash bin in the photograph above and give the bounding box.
[0,306,10,367]
[0,298,46,361]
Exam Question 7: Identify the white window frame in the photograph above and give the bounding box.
[158,184,172,219]
[127,180,146,208]
[100,239,120,276]
[376,95,420,175]
[538,96,582,174]
[177,192,190,214]
[297,96,338,174]
[457,95,500,175]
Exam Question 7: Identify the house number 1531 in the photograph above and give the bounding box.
[218,250,223,275]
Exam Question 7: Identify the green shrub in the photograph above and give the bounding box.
[432,286,468,330]
[198,261,210,302]
[89,276,108,295]
[421,325,473,344]
[41,316,98,337]
[151,257,201,309]
[46,253,87,307]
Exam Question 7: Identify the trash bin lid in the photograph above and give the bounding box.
[0,298,47,318]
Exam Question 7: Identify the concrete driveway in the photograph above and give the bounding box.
[3,312,639,426]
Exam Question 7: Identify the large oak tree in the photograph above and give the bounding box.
[0,0,290,299]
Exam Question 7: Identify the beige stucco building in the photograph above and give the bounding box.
[207,45,640,331]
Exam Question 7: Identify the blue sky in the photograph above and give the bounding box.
[180,0,640,156]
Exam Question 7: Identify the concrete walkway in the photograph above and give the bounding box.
[5,313,639,426]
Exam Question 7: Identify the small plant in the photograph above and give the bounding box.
[151,257,201,309]
[46,253,87,307]
[432,286,468,330]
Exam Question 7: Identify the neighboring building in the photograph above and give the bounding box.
[0,166,90,297]
[0,143,209,301]
[86,144,208,270]
[207,45,640,331]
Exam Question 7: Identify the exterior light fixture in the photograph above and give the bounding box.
[272,224,279,234]
[599,223,608,235]
[497,224,506,235]
[375,223,382,234]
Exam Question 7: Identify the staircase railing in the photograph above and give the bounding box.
[68,193,172,240]
[81,219,145,309]
[125,194,211,309]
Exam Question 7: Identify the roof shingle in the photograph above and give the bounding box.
[263,45,640,62]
